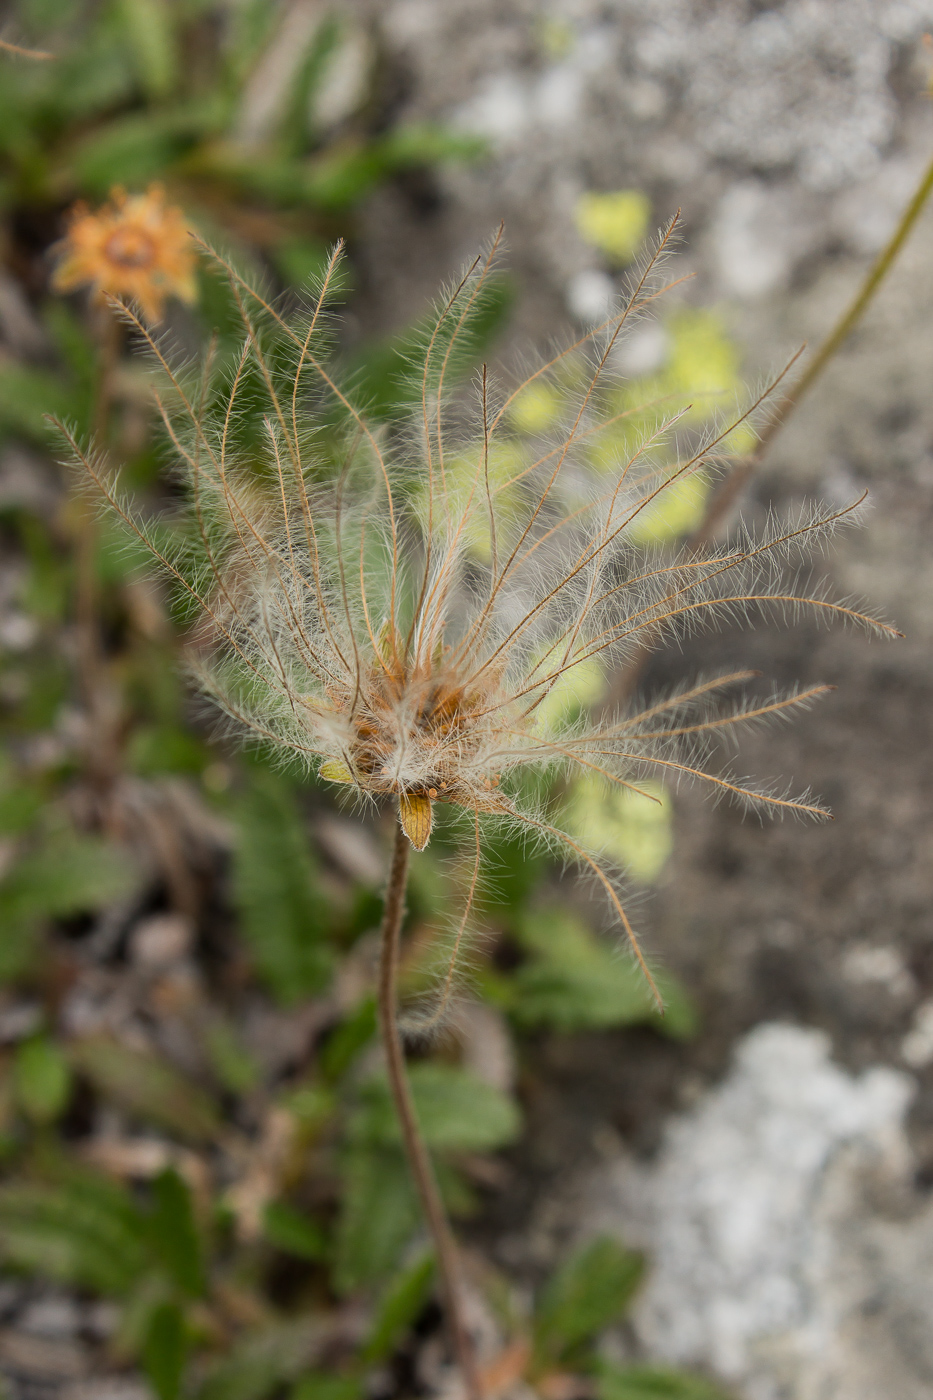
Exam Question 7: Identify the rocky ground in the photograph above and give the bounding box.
[346,3,933,1397]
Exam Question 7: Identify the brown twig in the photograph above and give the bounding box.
[377,818,482,1400]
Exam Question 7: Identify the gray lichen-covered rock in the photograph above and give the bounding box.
[582,1024,933,1400]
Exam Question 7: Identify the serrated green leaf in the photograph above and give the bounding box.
[262,1201,326,1263]
[149,1169,205,1297]
[143,1299,187,1400]
[231,769,332,1004]
[534,1237,643,1364]
[197,1318,325,1400]
[355,1063,521,1154]
[13,1036,71,1124]
[72,1037,220,1143]
[597,1364,734,1400]
[0,832,139,923]
[0,1170,149,1294]
[334,1146,417,1293]
[510,909,697,1039]
[363,1250,435,1363]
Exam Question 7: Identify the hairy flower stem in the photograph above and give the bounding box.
[378,820,482,1400]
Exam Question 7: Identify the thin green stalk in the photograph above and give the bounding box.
[377,818,483,1400]
[695,148,933,546]
[610,147,933,701]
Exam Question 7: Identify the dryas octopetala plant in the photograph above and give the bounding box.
[59,221,897,1397]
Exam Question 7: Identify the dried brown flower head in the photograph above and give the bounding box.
[63,224,898,1008]
[52,184,197,322]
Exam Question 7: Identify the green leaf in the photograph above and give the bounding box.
[0,1170,148,1294]
[15,515,70,627]
[345,276,513,423]
[355,1063,521,1154]
[116,0,177,100]
[272,236,332,291]
[0,832,139,923]
[0,918,38,986]
[277,13,341,156]
[278,1084,335,1132]
[290,1377,363,1400]
[197,1319,325,1400]
[149,1169,205,1297]
[597,1364,734,1400]
[334,1146,418,1293]
[72,1037,220,1143]
[381,123,488,168]
[363,1250,435,1363]
[43,302,97,384]
[534,1237,643,1364]
[71,111,196,194]
[563,777,673,884]
[224,0,279,88]
[509,910,697,1040]
[143,1300,188,1400]
[231,769,333,1004]
[319,997,376,1082]
[0,831,139,984]
[262,1202,326,1263]
[204,1017,260,1096]
[127,723,208,777]
[0,360,87,443]
[0,776,42,836]
[475,819,547,914]
[13,1036,72,1124]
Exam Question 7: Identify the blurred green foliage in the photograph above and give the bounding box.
[0,8,727,1397]
[0,0,483,217]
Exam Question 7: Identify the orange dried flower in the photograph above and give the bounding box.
[52,184,197,322]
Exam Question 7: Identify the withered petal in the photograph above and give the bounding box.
[399,792,433,850]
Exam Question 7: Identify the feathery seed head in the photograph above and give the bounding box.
[65,221,899,1008]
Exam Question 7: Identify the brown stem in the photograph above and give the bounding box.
[377,819,483,1400]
